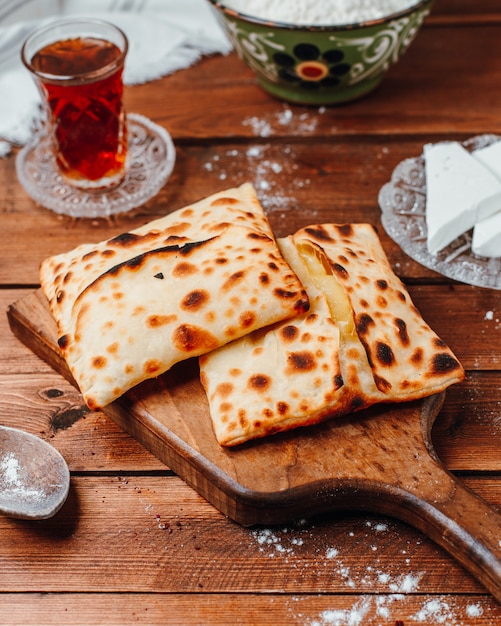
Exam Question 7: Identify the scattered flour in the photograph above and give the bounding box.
[202,104,327,214]
[305,596,488,626]
[203,143,312,214]
[466,603,484,618]
[224,0,422,26]
[326,547,339,559]
[391,572,421,593]
[248,520,493,625]
[413,598,462,623]
[310,598,372,626]
[483,310,499,324]
[251,526,307,557]
[242,106,323,137]
[0,452,45,501]
[1,452,21,485]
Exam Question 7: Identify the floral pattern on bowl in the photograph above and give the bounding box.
[209,0,433,105]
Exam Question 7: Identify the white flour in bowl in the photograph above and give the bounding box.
[223,0,423,26]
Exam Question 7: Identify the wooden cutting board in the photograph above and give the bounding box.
[7,289,501,602]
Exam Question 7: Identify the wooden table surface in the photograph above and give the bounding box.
[1,1,501,623]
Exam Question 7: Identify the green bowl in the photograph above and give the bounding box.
[208,0,434,105]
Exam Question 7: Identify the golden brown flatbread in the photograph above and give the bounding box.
[39,184,309,410]
[199,223,465,446]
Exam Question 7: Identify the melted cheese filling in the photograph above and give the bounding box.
[297,243,356,339]
[296,241,381,399]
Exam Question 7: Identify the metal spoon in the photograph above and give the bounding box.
[0,425,70,519]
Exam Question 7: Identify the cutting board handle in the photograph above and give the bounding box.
[372,395,501,603]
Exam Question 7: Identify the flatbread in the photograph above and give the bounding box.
[39,184,309,410]
[199,223,465,446]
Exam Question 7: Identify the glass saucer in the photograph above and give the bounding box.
[16,113,176,219]
[378,133,501,290]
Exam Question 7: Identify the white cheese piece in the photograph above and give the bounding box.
[472,211,501,257]
[471,141,501,257]
[424,141,501,255]
[472,140,501,178]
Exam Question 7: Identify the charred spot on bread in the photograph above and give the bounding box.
[81,250,100,261]
[172,324,219,353]
[394,318,410,346]
[222,270,245,290]
[240,311,256,329]
[147,314,178,328]
[287,351,316,372]
[181,290,209,311]
[296,294,310,313]
[106,342,119,355]
[280,325,299,342]
[356,313,375,335]
[375,341,396,367]
[351,395,365,410]
[247,231,271,241]
[334,374,344,389]
[216,382,234,398]
[211,196,240,207]
[57,334,69,349]
[433,337,448,348]
[331,263,349,280]
[336,224,354,238]
[410,347,424,363]
[91,356,107,369]
[374,374,392,392]
[304,225,333,241]
[431,352,462,374]
[277,402,289,415]
[238,410,248,428]
[144,359,162,374]
[172,261,198,277]
[248,374,271,391]
[108,232,141,246]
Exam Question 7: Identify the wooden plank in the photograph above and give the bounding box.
[0,592,499,625]
[433,372,501,472]
[0,371,164,472]
[0,475,497,594]
[426,0,501,18]
[432,0,501,18]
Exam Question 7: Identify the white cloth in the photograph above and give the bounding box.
[0,0,231,155]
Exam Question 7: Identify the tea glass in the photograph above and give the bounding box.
[21,18,128,190]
